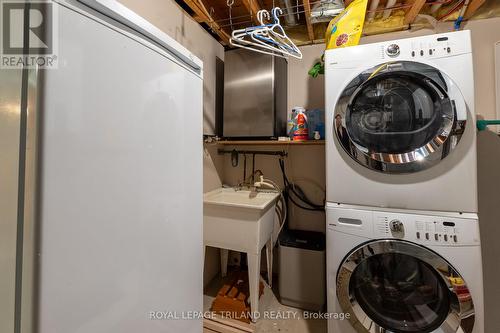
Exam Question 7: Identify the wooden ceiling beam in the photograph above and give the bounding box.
[241,0,262,25]
[182,0,230,44]
[464,0,486,19]
[303,0,315,42]
[403,0,427,25]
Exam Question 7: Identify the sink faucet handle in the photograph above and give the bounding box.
[254,175,265,188]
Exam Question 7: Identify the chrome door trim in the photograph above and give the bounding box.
[334,61,467,173]
[336,239,475,333]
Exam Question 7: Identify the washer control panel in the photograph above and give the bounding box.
[327,206,480,247]
[415,220,460,243]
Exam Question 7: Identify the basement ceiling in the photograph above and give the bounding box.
[174,0,500,46]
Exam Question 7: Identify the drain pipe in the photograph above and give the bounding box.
[367,0,380,22]
[382,0,397,19]
[280,0,298,26]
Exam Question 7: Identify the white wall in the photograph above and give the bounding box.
[118,0,225,286]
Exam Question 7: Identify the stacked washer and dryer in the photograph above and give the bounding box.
[325,31,484,333]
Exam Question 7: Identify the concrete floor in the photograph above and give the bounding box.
[203,274,327,333]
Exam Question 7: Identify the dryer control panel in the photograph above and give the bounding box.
[327,30,471,68]
[327,205,480,247]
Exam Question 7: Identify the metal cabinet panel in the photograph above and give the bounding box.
[223,49,287,138]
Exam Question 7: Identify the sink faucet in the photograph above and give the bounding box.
[249,185,259,198]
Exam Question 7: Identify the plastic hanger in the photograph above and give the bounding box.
[249,8,302,59]
[248,10,296,54]
[230,8,302,59]
[230,10,286,57]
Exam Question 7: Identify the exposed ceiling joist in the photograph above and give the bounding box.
[241,0,262,25]
[464,0,486,19]
[404,0,427,25]
[177,0,499,47]
[302,0,315,42]
[183,0,230,44]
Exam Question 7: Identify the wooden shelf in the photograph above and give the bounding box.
[216,140,325,146]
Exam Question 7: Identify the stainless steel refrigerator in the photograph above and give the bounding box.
[223,48,288,139]
[0,1,203,332]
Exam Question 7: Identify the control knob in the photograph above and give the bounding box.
[389,219,405,238]
[386,44,400,57]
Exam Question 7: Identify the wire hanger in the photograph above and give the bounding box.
[227,0,234,31]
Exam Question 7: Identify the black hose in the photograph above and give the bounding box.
[289,184,324,209]
[279,158,325,212]
[288,192,324,211]
[279,159,324,208]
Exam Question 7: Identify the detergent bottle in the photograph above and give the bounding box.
[292,107,308,141]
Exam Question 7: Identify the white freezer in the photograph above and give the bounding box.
[35,1,203,332]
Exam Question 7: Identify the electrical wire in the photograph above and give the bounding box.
[437,0,465,21]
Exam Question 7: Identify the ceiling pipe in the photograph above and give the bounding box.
[382,0,398,19]
[279,0,299,26]
[367,0,380,22]
[430,3,443,13]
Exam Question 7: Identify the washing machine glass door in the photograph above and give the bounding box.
[336,240,475,333]
[334,61,467,173]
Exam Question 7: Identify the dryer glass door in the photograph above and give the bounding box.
[336,240,475,333]
[334,61,467,173]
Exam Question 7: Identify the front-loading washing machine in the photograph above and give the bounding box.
[326,204,483,333]
[325,31,477,213]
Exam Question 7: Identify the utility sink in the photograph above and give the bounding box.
[203,187,279,321]
[203,187,279,211]
[203,187,279,253]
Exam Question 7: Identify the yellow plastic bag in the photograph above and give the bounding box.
[325,0,368,50]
